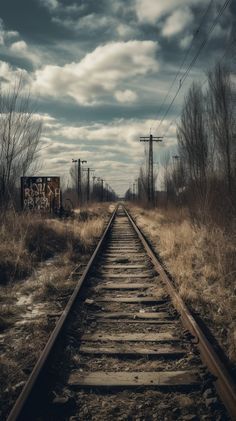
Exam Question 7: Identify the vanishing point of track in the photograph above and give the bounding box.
[7,205,236,420]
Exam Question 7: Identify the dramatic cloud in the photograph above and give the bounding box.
[10,40,27,52]
[162,7,193,37]
[33,40,159,105]
[134,0,225,27]
[0,0,233,195]
[37,115,176,193]
[0,60,30,87]
[38,0,59,11]
[115,90,138,103]
[135,0,196,24]
[179,34,193,49]
[0,18,19,46]
[9,41,40,65]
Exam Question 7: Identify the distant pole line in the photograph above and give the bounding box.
[83,168,95,203]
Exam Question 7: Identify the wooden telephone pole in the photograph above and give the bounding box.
[100,178,104,202]
[83,168,95,203]
[140,134,163,205]
[72,158,87,205]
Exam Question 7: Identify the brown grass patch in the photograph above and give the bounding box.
[0,204,110,284]
[0,203,111,419]
[130,205,236,364]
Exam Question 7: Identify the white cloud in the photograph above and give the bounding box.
[68,13,110,31]
[52,13,139,42]
[39,0,85,15]
[116,23,139,39]
[0,19,39,66]
[33,40,159,105]
[0,18,19,46]
[0,60,30,86]
[162,7,193,37]
[211,23,229,39]
[10,40,27,52]
[38,0,59,10]
[37,115,177,194]
[5,30,19,39]
[179,34,193,49]
[136,0,186,24]
[9,40,40,65]
[32,113,57,126]
[135,0,209,24]
[115,89,138,103]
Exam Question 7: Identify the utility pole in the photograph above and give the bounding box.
[83,168,94,203]
[172,155,180,207]
[92,176,97,201]
[140,134,163,205]
[78,159,87,205]
[100,178,104,202]
[72,158,87,205]
[106,183,109,201]
[138,177,141,201]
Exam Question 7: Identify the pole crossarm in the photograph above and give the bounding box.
[140,136,163,142]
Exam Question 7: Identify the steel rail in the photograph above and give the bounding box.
[7,205,118,421]
[124,206,236,420]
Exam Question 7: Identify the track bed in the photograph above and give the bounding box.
[7,206,233,420]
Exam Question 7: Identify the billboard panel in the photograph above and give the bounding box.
[21,176,61,212]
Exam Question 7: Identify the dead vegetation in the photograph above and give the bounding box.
[0,204,110,284]
[0,203,111,419]
[130,205,236,365]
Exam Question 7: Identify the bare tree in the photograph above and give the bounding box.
[138,166,148,205]
[207,63,236,199]
[177,82,209,217]
[0,77,42,207]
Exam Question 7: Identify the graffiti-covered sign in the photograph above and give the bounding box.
[21,176,61,212]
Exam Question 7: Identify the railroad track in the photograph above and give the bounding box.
[7,205,236,420]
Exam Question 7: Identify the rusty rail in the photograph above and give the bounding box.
[7,205,118,421]
[6,204,236,420]
[124,206,236,420]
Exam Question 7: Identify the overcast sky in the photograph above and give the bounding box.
[0,0,235,195]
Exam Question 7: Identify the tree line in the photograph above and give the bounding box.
[134,62,236,224]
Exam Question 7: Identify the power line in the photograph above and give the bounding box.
[179,0,231,87]
[153,0,214,131]
[156,0,232,135]
[163,27,235,138]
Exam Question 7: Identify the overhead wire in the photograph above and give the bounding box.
[141,0,232,193]
[155,0,232,135]
[162,28,235,142]
[152,0,214,132]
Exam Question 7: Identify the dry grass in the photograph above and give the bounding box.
[131,205,236,364]
[0,203,112,419]
[0,203,110,327]
[0,204,110,284]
